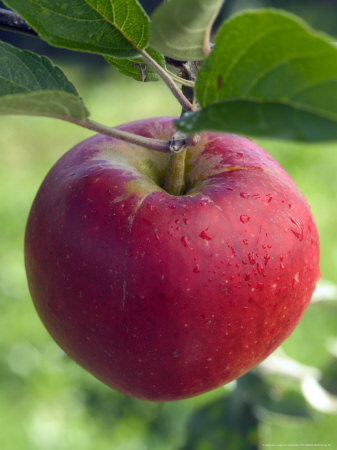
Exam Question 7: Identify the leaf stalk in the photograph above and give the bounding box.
[140,49,193,111]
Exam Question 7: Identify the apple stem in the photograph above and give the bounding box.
[163,147,187,196]
[162,62,200,196]
[72,118,195,196]
[163,131,200,195]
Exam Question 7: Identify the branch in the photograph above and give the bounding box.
[72,118,170,152]
[0,8,38,37]
[140,49,194,111]
[67,117,194,155]
[167,70,195,88]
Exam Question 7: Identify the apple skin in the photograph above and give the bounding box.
[25,116,319,401]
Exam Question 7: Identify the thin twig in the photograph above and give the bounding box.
[140,49,193,111]
[167,70,195,88]
[71,118,171,153]
[71,118,196,155]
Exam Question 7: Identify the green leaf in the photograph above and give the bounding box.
[84,0,149,51]
[176,9,337,141]
[106,48,165,82]
[177,100,337,141]
[0,41,89,119]
[3,0,149,58]
[150,0,224,61]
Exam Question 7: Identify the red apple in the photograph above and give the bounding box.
[24,116,320,401]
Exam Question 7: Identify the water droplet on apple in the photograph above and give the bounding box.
[240,215,250,224]
[280,262,285,270]
[292,272,300,288]
[240,192,250,199]
[193,264,200,273]
[199,230,212,240]
[243,239,249,245]
[227,243,236,257]
[181,236,190,247]
[248,253,255,265]
[257,263,264,274]
[289,217,303,241]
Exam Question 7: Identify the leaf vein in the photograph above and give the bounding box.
[244,51,335,95]
[203,24,295,104]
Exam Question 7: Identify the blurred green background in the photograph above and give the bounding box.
[0,0,337,449]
